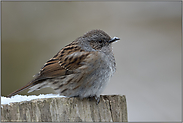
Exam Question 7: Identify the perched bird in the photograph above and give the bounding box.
[7,29,119,104]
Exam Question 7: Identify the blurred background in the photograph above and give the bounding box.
[1,1,181,122]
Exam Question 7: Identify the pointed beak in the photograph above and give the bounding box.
[108,37,120,43]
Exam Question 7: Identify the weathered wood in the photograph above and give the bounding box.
[1,95,128,122]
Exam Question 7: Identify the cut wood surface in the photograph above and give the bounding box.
[1,95,128,122]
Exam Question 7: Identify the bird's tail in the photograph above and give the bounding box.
[6,82,34,98]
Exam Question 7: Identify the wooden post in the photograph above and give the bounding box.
[1,95,128,122]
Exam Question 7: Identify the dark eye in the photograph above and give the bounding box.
[99,40,102,43]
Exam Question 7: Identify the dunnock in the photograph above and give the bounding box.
[7,29,119,104]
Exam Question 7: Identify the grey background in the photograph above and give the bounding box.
[1,1,181,122]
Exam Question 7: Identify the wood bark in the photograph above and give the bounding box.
[1,95,128,122]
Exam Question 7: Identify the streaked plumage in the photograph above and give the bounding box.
[7,29,119,104]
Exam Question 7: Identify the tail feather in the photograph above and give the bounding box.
[7,83,34,98]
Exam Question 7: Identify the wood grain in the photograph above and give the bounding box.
[1,95,128,122]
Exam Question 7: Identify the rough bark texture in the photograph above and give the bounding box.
[1,95,128,122]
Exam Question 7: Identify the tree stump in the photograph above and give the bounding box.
[1,95,128,122]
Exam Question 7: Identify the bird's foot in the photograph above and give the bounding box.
[88,95,100,105]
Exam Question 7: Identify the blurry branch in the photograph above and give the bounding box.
[1,95,128,122]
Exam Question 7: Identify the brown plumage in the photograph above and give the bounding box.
[7,29,119,104]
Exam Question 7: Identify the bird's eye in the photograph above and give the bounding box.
[99,40,102,43]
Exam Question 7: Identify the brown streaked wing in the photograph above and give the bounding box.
[39,58,73,78]
[33,45,100,84]
[34,52,93,80]
[60,52,91,70]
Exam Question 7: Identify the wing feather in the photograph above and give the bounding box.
[34,50,100,82]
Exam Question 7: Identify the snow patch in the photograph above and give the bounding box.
[1,94,65,105]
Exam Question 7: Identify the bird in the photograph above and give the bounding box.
[7,29,120,104]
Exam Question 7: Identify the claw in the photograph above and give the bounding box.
[88,96,100,105]
[94,96,100,105]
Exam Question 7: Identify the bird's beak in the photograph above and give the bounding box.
[108,37,120,43]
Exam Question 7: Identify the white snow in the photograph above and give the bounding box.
[1,94,65,105]
[111,37,120,43]
[112,37,120,40]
